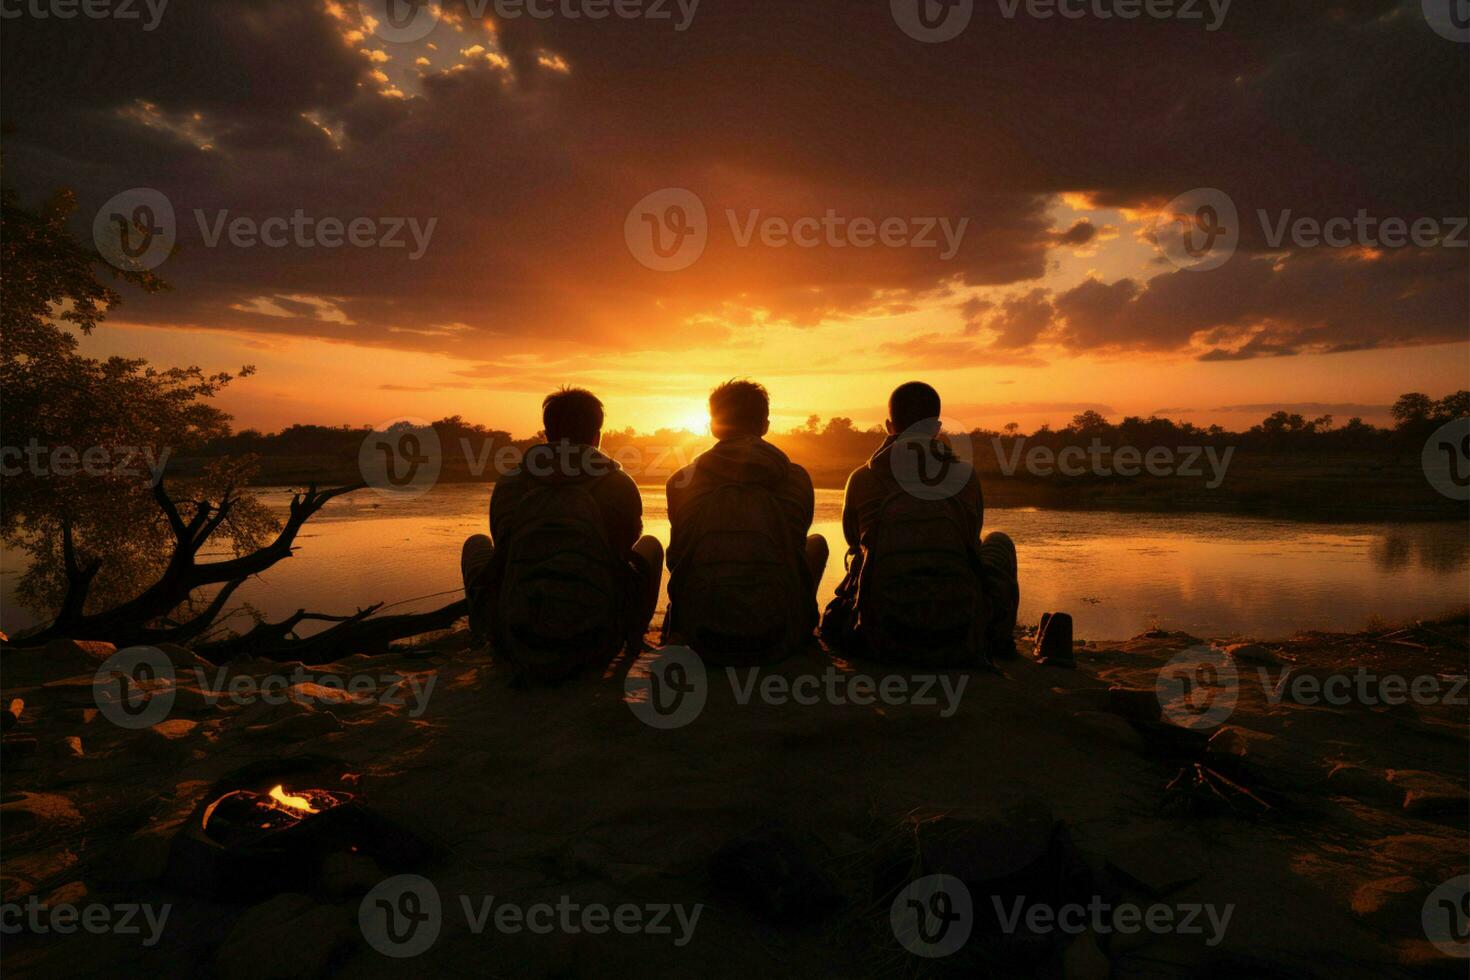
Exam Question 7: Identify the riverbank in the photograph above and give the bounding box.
[2,616,1465,976]
[172,449,1466,522]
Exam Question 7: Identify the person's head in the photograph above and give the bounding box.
[542,387,605,447]
[887,381,942,437]
[708,379,770,440]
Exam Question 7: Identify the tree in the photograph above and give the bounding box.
[1390,392,1435,429]
[2,189,463,652]
[1,187,272,615]
[1070,410,1109,434]
[1435,390,1469,421]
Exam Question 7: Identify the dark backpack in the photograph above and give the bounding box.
[668,482,808,666]
[491,484,626,683]
[853,490,985,666]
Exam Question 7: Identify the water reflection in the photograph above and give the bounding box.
[2,485,1466,641]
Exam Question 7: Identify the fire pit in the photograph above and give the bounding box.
[168,761,433,901]
[200,785,355,847]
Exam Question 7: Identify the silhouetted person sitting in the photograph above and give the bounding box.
[461,387,664,682]
[664,379,829,664]
[822,381,1018,665]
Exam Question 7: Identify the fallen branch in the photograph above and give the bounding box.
[193,599,467,664]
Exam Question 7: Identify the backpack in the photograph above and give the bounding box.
[491,484,626,683]
[853,490,985,666]
[667,482,809,666]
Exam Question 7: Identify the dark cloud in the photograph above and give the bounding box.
[1,0,1463,361]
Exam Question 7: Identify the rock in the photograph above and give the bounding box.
[217,893,353,980]
[28,640,118,681]
[244,710,343,742]
[1387,769,1469,817]
[40,880,89,906]
[1107,686,1162,724]
[2,698,22,731]
[1402,788,1468,818]
[93,831,173,884]
[284,682,376,712]
[1035,612,1076,667]
[60,736,84,758]
[1350,876,1425,930]
[1206,727,1249,759]
[153,643,215,671]
[709,825,843,924]
[1104,834,1209,895]
[0,792,84,837]
[1326,764,1400,803]
[1,735,38,767]
[1070,711,1146,752]
[319,852,384,901]
[1050,687,1112,713]
[1063,930,1110,979]
[1,849,79,902]
[135,719,200,762]
[1222,643,1281,666]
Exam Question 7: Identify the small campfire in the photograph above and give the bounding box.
[168,761,433,902]
[200,784,354,848]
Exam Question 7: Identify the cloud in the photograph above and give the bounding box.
[0,0,1463,366]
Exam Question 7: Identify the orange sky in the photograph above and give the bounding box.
[12,2,1466,437]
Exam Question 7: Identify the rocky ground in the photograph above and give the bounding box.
[1,618,1466,978]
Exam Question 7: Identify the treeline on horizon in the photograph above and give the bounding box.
[200,390,1468,469]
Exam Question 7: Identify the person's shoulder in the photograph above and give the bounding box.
[784,457,815,492]
[666,457,697,494]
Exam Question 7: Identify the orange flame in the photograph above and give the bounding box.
[268,784,319,814]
